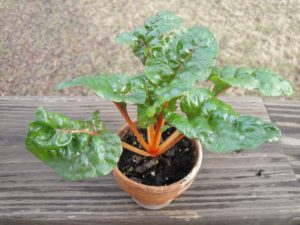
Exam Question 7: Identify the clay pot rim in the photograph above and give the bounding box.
[113,122,203,193]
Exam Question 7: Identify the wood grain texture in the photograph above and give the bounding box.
[265,100,300,184]
[0,96,299,225]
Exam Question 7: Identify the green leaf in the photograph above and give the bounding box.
[56,74,147,104]
[180,88,213,118]
[255,69,293,96]
[118,11,217,107]
[166,113,213,141]
[26,108,122,180]
[146,105,156,117]
[117,12,218,117]
[142,27,217,107]
[154,78,191,104]
[166,88,281,153]
[137,104,157,129]
[144,11,183,38]
[144,26,218,86]
[117,11,183,63]
[180,88,239,121]
[204,116,281,152]
[210,66,293,96]
[116,32,137,45]
[91,110,104,131]
[167,112,281,153]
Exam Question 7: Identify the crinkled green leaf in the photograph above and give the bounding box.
[255,69,293,96]
[166,113,213,141]
[117,11,183,64]
[165,97,178,112]
[154,78,191,104]
[144,26,218,86]
[167,112,281,153]
[180,88,213,118]
[116,32,137,45]
[91,110,104,131]
[204,116,281,152]
[144,11,183,37]
[200,98,239,122]
[118,11,217,108]
[56,74,147,104]
[174,27,218,82]
[210,66,293,96]
[143,26,217,108]
[26,108,122,180]
[166,88,281,152]
[180,88,238,121]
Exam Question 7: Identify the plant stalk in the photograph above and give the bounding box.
[147,124,155,145]
[157,130,184,154]
[121,142,153,157]
[113,101,149,151]
[151,113,165,154]
[150,102,168,154]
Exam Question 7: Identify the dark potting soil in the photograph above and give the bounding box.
[117,127,196,186]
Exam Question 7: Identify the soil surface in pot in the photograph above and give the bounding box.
[118,127,196,186]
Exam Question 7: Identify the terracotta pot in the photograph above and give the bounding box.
[113,122,203,209]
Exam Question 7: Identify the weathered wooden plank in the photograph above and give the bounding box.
[264,100,300,184]
[0,96,299,225]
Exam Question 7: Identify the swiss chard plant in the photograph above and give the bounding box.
[26,11,293,180]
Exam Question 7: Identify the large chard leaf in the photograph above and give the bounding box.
[210,66,293,96]
[144,26,218,85]
[56,74,147,104]
[136,26,217,119]
[167,88,281,153]
[141,26,217,112]
[26,107,122,180]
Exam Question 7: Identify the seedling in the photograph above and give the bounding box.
[26,11,293,180]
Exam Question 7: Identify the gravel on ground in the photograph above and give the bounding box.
[0,0,299,99]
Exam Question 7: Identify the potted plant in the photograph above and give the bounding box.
[25,11,293,209]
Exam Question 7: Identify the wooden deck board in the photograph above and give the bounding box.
[265,100,300,183]
[0,96,299,225]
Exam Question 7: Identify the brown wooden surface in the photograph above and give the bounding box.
[0,96,299,225]
[265,100,300,183]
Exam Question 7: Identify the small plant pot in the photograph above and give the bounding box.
[113,122,203,209]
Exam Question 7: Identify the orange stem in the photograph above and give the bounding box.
[151,113,165,154]
[147,124,155,145]
[113,102,149,151]
[121,142,153,157]
[150,102,168,154]
[157,130,184,155]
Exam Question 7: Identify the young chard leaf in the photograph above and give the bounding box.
[26,107,122,180]
[56,74,147,104]
[210,66,293,96]
[117,11,183,64]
